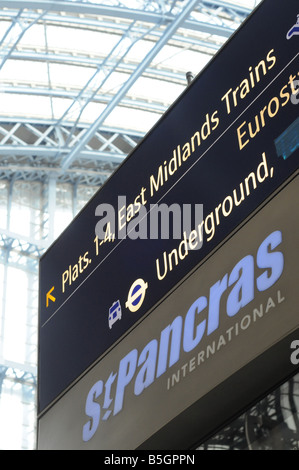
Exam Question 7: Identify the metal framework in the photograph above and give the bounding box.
[0,0,259,449]
[197,374,299,450]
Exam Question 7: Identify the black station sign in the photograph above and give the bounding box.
[38,0,299,413]
[38,175,299,449]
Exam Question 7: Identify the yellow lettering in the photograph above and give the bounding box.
[237,121,250,150]
[118,205,126,231]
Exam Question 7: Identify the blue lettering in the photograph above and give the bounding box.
[156,316,183,378]
[227,255,255,317]
[83,229,285,442]
[256,230,284,291]
[114,349,138,415]
[207,275,228,335]
[134,339,158,396]
[183,296,207,352]
[82,380,103,442]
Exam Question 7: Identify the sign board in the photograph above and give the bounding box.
[38,0,299,413]
[38,175,299,449]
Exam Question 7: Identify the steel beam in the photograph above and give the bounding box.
[0,145,126,164]
[0,2,240,38]
[0,0,252,18]
[0,165,110,186]
[0,9,48,71]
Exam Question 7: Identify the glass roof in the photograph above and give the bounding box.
[0,0,263,134]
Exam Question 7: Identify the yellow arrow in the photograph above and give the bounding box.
[46,286,56,308]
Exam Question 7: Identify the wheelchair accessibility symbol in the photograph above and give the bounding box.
[126,278,148,313]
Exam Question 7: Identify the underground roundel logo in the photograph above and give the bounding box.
[125,278,148,312]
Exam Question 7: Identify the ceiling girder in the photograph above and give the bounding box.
[0,1,250,36]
